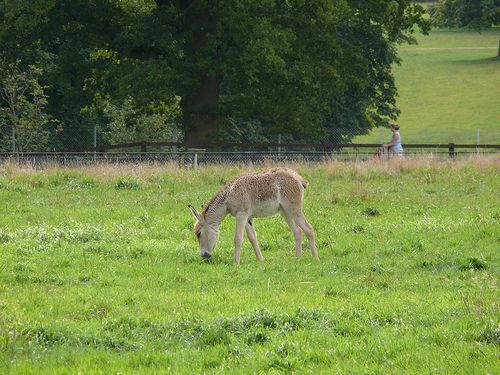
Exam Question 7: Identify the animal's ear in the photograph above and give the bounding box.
[188,205,204,223]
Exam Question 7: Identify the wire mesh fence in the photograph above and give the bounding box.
[1,122,499,166]
[1,124,500,153]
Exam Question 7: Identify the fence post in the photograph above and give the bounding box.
[93,123,97,162]
[448,143,455,159]
[194,152,198,168]
[12,124,16,153]
[172,127,178,158]
[476,129,480,153]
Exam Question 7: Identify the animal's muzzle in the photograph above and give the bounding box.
[201,251,211,259]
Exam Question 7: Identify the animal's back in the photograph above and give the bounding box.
[267,167,308,189]
[225,168,306,217]
[230,168,305,197]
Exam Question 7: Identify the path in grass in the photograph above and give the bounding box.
[355,28,500,145]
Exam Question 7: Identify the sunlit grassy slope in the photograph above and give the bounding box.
[355,28,500,144]
[0,160,499,373]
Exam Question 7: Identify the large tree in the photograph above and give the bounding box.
[430,0,500,56]
[174,0,431,145]
[0,0,430,149]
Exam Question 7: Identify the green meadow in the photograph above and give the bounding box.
[0,159,499,373]
[355,28,500,144]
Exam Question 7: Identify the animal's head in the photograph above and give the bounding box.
[188,205,219,259]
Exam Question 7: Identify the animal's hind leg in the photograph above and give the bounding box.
[294,212,319,259]
[280,210,303,257]
[246,220,264,261]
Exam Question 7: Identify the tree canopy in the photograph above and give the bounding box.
[0,0,430,151]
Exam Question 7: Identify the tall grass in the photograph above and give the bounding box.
[2,154,498,178]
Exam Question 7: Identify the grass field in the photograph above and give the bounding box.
[355,28,500,144]
[0,158,499,373]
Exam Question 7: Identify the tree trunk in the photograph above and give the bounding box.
[181,74,220,147]
[179,0,221,148]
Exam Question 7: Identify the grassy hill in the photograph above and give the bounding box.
[354,28,500,144]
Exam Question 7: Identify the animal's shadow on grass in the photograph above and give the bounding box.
[182,252,233,266]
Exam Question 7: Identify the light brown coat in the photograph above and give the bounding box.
[189,168,318,264]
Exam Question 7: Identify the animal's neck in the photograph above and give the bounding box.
[203,190,228,228]
[204,207,226,229]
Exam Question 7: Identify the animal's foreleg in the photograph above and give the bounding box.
[234,215,248,265]
[245,220,264,261]
[295,213,319,260]
[281,211,302,257]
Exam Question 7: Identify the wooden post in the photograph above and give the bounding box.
[12,123,16,153]
[172,127,178,158]
[93,123,97,162]
[448,143,455,159]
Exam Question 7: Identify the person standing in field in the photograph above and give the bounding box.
[383,124,403,157]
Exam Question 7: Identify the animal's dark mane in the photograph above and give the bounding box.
[201,182,231,217]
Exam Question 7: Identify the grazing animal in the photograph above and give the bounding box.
[188,168,318,264]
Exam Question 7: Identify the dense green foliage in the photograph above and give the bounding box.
[430,0,500,29]
[0,61,51,151]
[0,160,499,372]
[0,1,430,150]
